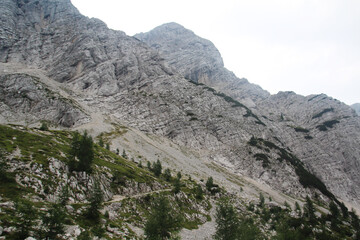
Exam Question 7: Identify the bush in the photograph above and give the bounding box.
[39,122,49,131]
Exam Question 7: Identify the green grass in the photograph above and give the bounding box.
[0,125,70,165]
[94,147,156,184]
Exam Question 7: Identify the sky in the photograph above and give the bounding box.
[71,0,360,105]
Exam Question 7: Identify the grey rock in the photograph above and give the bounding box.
[0,72,89,127]
[1,0,360,209]
[134,22,270,104]
[135,22,360,205]
[351,103,360,116]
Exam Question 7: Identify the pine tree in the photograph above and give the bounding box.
[144,196,182,239]
[173,177,181,194]
[176,171,182,180]
[303,196,316,224]
[206,176,214,191]
[86,181,103,222]
[39,122,49,131]
[59,184,70,206]
[295,201,302,216]
[41,203,66,239]
[214,197,239,240]
[195,184,203,200]
[122,149,128,159]
[163,168,171,181]
[152,159,162,177]
[0,151,12,182]
[259,193,265,208]
[98,138,104,147]
[14,199,37,239]
[69,131,94,173]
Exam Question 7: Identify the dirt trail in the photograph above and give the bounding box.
[105,188,172,204]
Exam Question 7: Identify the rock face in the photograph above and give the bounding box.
[351,103,360,116]
[135,23,270,107]
[1,0,360,209]
[0,71,89,127]
[134,23,360,206]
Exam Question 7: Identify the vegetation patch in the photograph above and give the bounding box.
[312,108,334,119]
[316,120,340,131]
[293,126,310,133]
[248,137,337,202]
[254,153,270,168]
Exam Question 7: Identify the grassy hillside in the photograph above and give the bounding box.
[0,124,359,240]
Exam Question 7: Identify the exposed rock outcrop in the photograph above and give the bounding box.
[0,71,89,127]
[1,0,360,210]
[135,22,270,106]
[351,103,360,116]
[135,23,360,206]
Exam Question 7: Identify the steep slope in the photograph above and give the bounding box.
[1,0,360,213]
[135,22,270,107]
[0,124,215,239]
[258,92,360,206]
[134,23,360,209]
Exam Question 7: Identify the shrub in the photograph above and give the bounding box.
[39,122,49,131]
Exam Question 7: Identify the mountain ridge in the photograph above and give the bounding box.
[1,0,360,216]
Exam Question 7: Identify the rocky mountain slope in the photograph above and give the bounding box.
[134,22,360,209]
[351,103,360,116]
[135,22,269,107]
[1,0,360,227]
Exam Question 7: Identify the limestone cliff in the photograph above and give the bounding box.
[1,0,360,211]
[135,22,360,207]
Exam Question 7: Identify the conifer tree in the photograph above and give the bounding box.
[195,184,203,200]
[122,149,128,159]
[163,168,171,181]
[173,177,181,194]
[176,171,182,180]
[41,203,66,239]
[14,200,37,239]
[86,181,104,222]
[144,196,182,239]
[259,193,265,208]
[214,197,239,240]
[69,131,94,173]
[303,196,316,224]
[206,176,214,191]
[152,159,162,177]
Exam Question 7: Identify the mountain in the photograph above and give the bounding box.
[1,0,360,239]
[135,22,360,208]
[135,22,269,107]
[351,103,360,115]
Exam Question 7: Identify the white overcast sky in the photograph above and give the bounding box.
[71,0,360,105]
